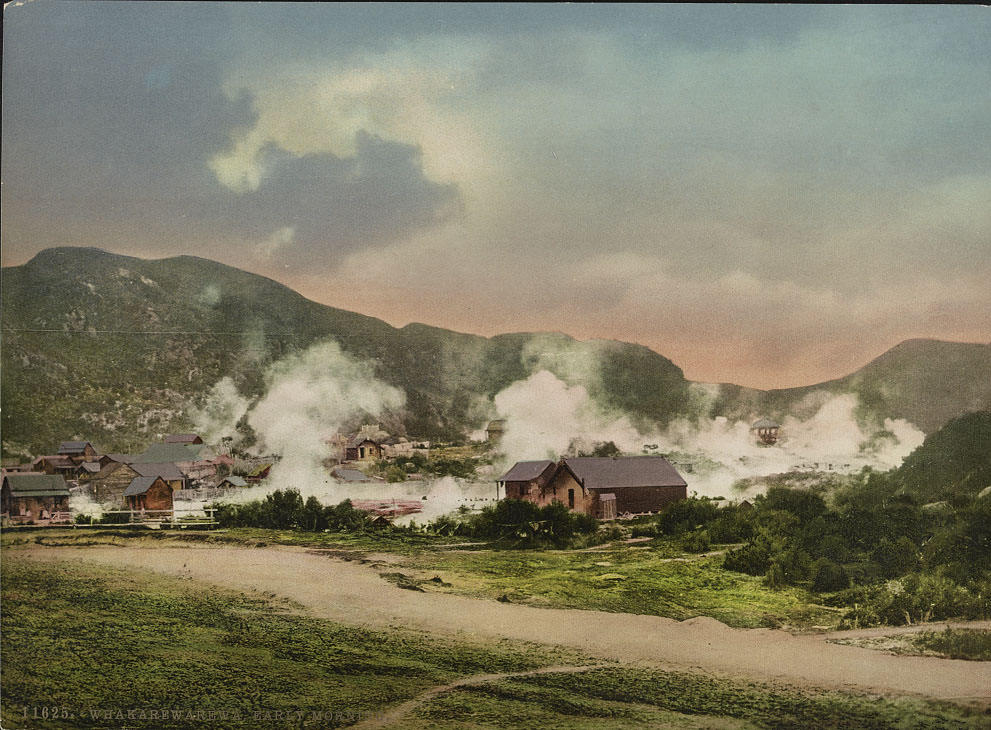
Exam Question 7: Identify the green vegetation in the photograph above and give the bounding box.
[910,629,991,662]
[713,416,991,627]
[212,489,370,532]
[404,667,986,730]
[429,499,599,547]
[4,553,981,730]
[395,545,835,629]
[0,554,589,730]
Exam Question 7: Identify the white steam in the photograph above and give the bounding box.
[246,340,405,492]
[189,377,250,445]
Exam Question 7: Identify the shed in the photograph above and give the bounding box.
[58,441,98,462]
[486,419,506,441]
[124,476,174,512]
[2,474,71,521]
[751,418,780,446]
[332,467,375,483]
[497,460,556,500]
[345,436,381,462]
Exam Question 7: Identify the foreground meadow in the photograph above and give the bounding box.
[2,543,989,729]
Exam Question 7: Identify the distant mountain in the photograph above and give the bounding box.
[2,248,988,456]
[714,339,991,434]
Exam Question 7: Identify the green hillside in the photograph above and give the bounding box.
[0,248,689,454]
[714,339,991,434]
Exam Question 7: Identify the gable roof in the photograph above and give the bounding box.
[347,435,380,448]
[131,443,202,463]
[123,476,170,497]
[561,456,687,490]
[3,473,70,497]
[246,463,272,478]
[104,453,136,464]
[32,455,76,469]
[218,475,248,487]
[80,462,103,474]
[497,460,555,483]
[164,434,203,444]
[58,441,93,454]
[131,462,185,481]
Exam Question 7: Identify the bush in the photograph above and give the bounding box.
[682,530,711,554]
[212,491,369,533]
[658,497,719,535]
[811,558,850,592]
[385,466,407,483]
[723,541,771,576]
[451,499,599,546]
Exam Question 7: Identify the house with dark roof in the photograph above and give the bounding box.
[497,460,556,500]
[58,441,98,463]
[124,476,173,512]
[345,436,382,462]
[2,474,71,522]
[497,456,687,519]
[751,418,780,445]
[32,455,80,478]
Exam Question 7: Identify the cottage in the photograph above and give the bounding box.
[245,463,273,482]
[751,418,780,446]
[32,455,79,478]
[123,476,173,512]
[2,474,71,522]
[58,441,98,463]
[498,456,687,519]
[485,419,506,442]
[497,460,556,500]
[345,436,382,462]
[132,443,216,482]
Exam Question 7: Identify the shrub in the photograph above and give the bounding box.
[811,558,850,592]
[658,497,719,535]
[682,530,711,554]
[723,541,771,576]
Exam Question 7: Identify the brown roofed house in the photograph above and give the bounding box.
[2,473,71,523]
[498,456,687,520]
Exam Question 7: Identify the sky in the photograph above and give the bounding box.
[3,3,990,389]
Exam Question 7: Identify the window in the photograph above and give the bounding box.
[568,489,575,509]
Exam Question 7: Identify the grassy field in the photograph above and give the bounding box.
[911,630,991,661]
[0,553,587,730]
[392,545,840,629]
[402,669,988,730]
[1,528,841,629]
[3,550,986,730]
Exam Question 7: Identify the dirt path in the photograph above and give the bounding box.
[14,544,991,705]
[823,620,991,640]
[350,664,614,730]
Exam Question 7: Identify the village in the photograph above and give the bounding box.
[0,415,785,528]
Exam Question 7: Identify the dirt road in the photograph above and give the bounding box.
[16,544,991,704]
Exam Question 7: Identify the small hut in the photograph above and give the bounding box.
[485,419,506,442]
[123,476,174,512]
[751,418,780,446]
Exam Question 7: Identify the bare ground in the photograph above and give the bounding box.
[12,543,991,706]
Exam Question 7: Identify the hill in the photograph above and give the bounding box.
[0,248,689,454]
[713,339,991,434]
[2,247,988,456]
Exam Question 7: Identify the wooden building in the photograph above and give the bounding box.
[88,461,185,505]
[345,436,382,462]
[497,460,556,500]
[2,474,71,523]
[751,418,780,446]
[32,455,79,479]
[497,456,687,519]
[485,419,506,442]
[123,476,174,512]
[58,441,98,463]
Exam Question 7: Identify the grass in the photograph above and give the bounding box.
[0,553,588,730]
[396,546,839,629]
[0,528,840,628]
[404,669,989,730]
[911,630,991,661]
